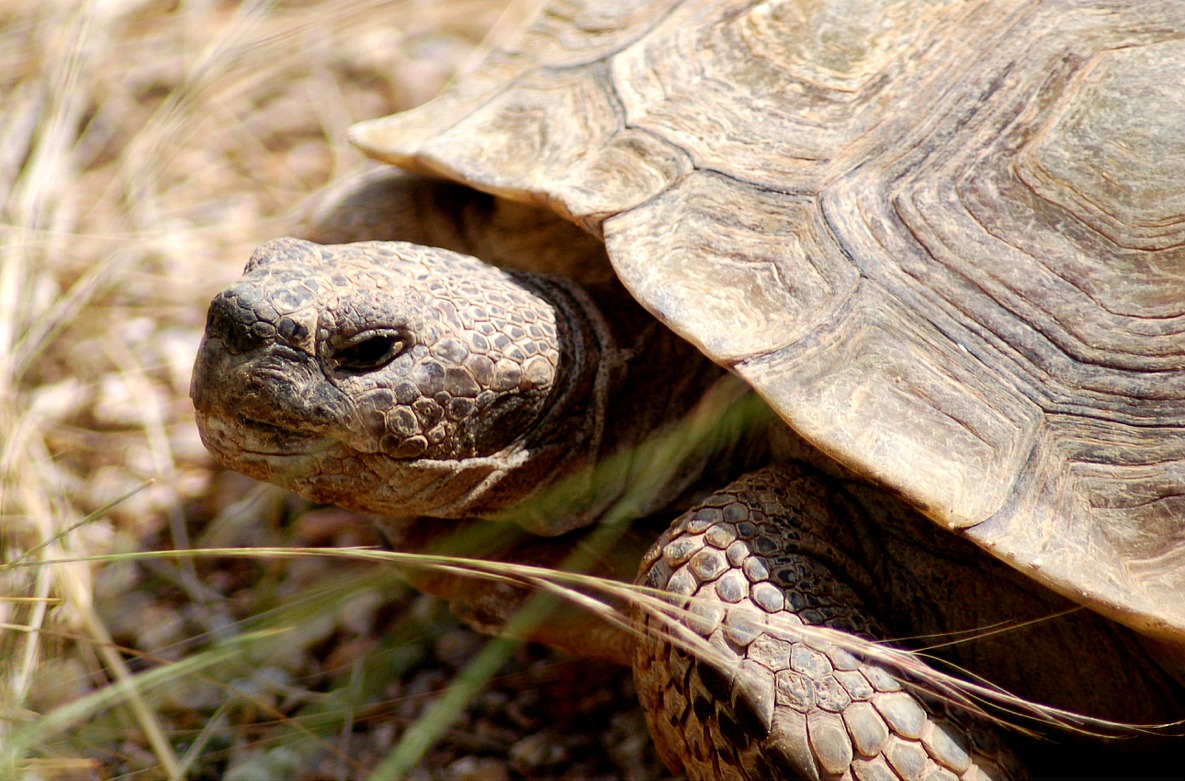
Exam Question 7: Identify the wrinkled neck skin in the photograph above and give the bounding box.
[191,237,731,535]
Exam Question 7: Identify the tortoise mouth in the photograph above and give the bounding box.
[234,416,320,455]
[196,411,326,462]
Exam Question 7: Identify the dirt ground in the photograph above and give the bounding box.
[0,2,674,778]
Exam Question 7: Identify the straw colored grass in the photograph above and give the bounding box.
[0,3,668,779]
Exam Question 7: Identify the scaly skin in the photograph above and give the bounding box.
[193,237,1184,779]
[193,237,610,528]
[634,467,1015,780]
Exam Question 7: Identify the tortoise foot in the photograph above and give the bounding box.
[634,465,1019,780]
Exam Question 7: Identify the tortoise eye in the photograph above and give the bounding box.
[334,331,405,372]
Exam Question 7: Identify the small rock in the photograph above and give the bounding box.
[509,731,568,770]
[446,756,510,781]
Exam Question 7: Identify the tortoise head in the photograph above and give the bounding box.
[191,237,606,522]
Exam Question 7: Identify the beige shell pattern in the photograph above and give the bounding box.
[351,0,1185,656]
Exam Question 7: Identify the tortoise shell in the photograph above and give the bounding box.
[349,0,1185,656]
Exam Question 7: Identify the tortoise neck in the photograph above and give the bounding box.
[485,273,760,536]
[473,272,621,534]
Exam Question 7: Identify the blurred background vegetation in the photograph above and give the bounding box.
[0,2,669,778]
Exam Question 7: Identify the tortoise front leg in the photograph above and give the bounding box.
[633,465,1016,780]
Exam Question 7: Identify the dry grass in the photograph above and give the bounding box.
[0,2,670,779]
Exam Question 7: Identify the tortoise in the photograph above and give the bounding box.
[190,0,1185,777]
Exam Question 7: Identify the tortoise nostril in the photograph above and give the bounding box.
[206,284,318,354]
[206,290,274,354]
